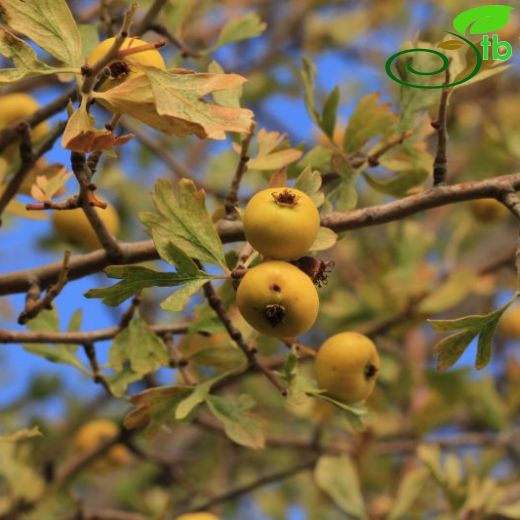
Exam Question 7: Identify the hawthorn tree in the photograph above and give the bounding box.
[0,0,520,519]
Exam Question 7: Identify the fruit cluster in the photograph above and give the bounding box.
[237,186,380,404]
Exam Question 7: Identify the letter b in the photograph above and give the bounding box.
[492,34,512,61]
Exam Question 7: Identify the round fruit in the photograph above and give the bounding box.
[315,332,380,404]
[0,93,49,159]
[175,514,219,520]
[469,199,509,223]
[51,203,120,250]
[74,419,130,468]
[242,187,320,260]
[87,36,166,90]
[236,261,319,338]
[500,307,520,338]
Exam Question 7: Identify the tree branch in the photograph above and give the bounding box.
[0,322,191,345]
[17,251,71,325]
[2,172,520,296]
[173,458,317,516]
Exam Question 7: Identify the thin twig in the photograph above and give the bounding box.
[226,124,255,214]
[81,4,138,94]
[82,342,113,395]
[148,23,201,58]
[17,251,71,325]
[0,121,67,222]
[70,151,124,261]
[432,67,451,186]
[133,0,169,36]
[173,458,317,516]
[201,280,287,395]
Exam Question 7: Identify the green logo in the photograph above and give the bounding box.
[385,5,514,89]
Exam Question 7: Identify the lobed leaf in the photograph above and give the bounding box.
[109,313,169,375]
[85,264,215,307]
[0,0,83,66]
[206,394,265,449]
[141,178,227,269]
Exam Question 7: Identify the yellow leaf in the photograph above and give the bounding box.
[62,101,133,153]
[94,68,254,140]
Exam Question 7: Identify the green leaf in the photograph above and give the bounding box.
[23,309,88,374]
[124,385,191,437]
[175,371,233,420]
[301,56,320,123]
[310,391,369,431]
[294,166,325,207]
[0,443,45,503]
[343,93,397,153]
[475,314,501,369]
[0,27,74,84]
[109,313,169,375]
[417,269,477,314]
[452,5,514,35]
[208,60,242,108]
[430,298,515,370]
[141,178,227,269]
[321,86,340,138]
[314,455,367,519]
[86,265,215,307]
[0,427,42,443]
[189,346,248,371]
[206,394,265,449]
[309,227,338,252]
[363,166,428,198]
[388,468,430,520]
[248,128,302,171]
[0,0,83,66]
[213,13,266,50]
[68,308,83,332]
[78,23,99,61]
[328,153,358,211]
[434,329,478,370]
[160,279,208,313]
[437,39,465,50]
[105,369,143,398]
[429,314,490,332]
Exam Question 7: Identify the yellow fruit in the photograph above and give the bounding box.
[0,93,49,157]
[236,261,319,338]
[243,188,320,260]
[500,307,520,338]
[87,37,166,90]
[315,332,380,404]
[175,514,219,520]
[74,419,130,469]
[51,203,120,250]
[469,199,509,223]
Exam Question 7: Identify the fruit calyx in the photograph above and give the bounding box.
[108,60,131,79]
[271,189,299,207]
[264,304,286,327]
[364,362,378,380]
